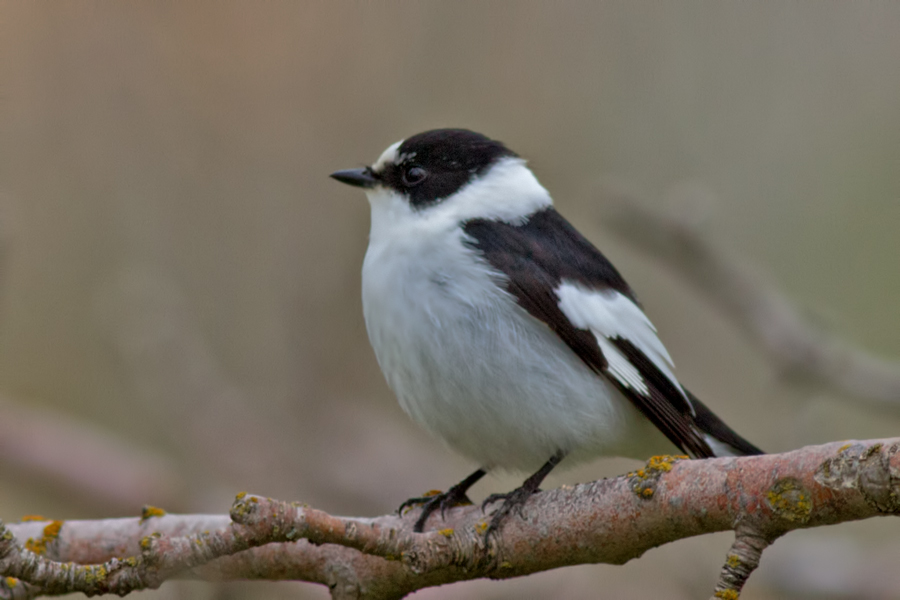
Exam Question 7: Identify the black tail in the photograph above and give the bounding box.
[687,390,764,457]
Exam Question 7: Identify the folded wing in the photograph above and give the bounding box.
[463,207,716,458]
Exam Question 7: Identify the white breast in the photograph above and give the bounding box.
[361,202,674,471]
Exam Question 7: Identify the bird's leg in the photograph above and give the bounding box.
[399,468,487,533]
[482,450,566,538]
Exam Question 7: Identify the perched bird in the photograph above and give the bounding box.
[331,129,762,534]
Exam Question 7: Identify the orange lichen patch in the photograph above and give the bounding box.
[475,521,489,534]
[24,520,64,555]
[714,590,739,600]
[646,455,688,473]
[4,577,18,587]
[629,455,688,480]
[422,490,443,498]
[20,515,46,522]
[438,528,454,537]
[837,443,853,453]
[726,553,741,568]
[140,505,167,523]
[629,455,687,499]
[766,478,812,524]
[43,520,62,539]
[235,491,247,500]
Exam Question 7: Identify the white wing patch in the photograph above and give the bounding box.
[595,337,649,395]
[556,281,692,412]
[704,434,740,457]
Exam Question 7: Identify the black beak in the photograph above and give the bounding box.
[330,168,378,189]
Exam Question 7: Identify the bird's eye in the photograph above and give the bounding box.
[402,166,427,186]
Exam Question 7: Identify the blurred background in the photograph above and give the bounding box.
[2,2,900,599]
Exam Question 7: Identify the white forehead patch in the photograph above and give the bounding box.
[372,140,403,172]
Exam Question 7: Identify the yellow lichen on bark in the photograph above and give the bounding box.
[24,520,63,555]
[140,506,167,522]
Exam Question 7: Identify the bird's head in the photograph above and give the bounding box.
[331,129,552,229]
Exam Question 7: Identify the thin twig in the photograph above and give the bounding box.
[712,524,772,600]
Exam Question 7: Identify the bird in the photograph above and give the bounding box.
[330,128,762,535]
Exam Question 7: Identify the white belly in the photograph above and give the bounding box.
[362,232,675,472]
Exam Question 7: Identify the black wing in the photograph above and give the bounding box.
[463,208,716,458]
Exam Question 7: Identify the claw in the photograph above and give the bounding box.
[480,451,567,539]
[482,486,537,538]
[400,469,487,533]
[402,488,474,532]
[481,492,509,509]
[441,495,473,519]
[398,490,443,515]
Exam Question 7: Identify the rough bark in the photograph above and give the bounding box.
[1,439,898,599]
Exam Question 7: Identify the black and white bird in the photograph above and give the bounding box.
[331,129,762,534]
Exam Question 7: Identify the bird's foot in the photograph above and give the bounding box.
[481,484,539,539]
[399,487,474,533]
[398,490,443,514]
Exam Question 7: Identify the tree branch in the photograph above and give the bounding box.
[2,439,898,599]
[598,192,900,409]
